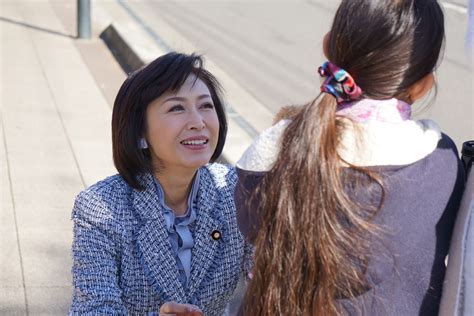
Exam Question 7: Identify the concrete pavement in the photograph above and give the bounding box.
[0,0,253,313]
[1,0,121,313]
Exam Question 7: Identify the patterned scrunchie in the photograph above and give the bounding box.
[318,61,362,104]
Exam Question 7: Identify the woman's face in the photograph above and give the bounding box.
[145,75,220,174]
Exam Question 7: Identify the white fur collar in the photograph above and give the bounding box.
[236,118,442,172]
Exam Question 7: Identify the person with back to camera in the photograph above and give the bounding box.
[235,0,465,315]
[70,52,249,315]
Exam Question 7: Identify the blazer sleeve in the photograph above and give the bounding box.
[70,190,127,314]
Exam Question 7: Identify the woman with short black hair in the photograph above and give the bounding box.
[70,52,247,315]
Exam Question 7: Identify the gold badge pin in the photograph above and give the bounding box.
[211,230,221,241]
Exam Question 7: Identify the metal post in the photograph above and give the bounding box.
[77,0,91,39]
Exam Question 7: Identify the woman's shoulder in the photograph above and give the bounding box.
[73,174,131,222]
[427,131,463,178]
[417,122,461,167]
[76,174,129,200]
[437,131,459,152]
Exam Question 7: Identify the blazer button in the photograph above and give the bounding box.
[211,230,221,241]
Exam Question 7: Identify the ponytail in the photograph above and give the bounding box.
[244,94,383,315]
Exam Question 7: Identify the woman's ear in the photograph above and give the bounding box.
[323,32,331,59]
[407,73,435,102]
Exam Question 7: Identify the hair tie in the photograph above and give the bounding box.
[318,61,362,104]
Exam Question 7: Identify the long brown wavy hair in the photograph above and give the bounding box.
[244,0,445,315]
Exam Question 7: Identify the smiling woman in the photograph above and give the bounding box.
[69,52,249,315]
[145,76,220,206]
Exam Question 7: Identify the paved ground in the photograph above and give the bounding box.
[1,0,123,313]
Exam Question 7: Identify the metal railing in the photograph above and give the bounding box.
[77,0,91,39]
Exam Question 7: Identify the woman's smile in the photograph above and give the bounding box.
[180,136,210,150]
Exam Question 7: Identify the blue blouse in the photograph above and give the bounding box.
[152,170,200,288]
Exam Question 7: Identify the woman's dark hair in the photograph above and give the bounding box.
[112,52,227,190]
[244,0,445,315]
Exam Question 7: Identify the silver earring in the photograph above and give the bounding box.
[139,138,148,149]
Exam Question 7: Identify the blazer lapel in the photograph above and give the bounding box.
[133,173,186,303]
[186,169,222,299]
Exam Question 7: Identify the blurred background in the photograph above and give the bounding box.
[111,0,473,146]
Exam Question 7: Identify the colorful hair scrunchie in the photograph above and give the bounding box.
[318,61,362,104]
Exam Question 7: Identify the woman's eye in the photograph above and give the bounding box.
[201,103,215,109]
[168,105,184,112]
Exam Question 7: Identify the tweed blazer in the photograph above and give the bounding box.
[70,164,246,315]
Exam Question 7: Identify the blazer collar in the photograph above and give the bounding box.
[133,172,162,220]
[187,168,222,300]
[133,172,185,302]
[132,168,223,301]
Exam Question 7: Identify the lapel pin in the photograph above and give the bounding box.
[211,230,221,241]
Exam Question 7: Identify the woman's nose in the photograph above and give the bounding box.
[188,110,205,130]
